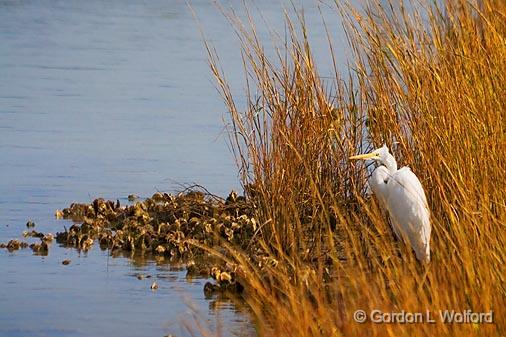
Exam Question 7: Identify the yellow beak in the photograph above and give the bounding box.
[349,152,378,160]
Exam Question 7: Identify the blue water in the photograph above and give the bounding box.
[0,1,349,336]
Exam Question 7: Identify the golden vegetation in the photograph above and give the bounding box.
[206,0,505,336]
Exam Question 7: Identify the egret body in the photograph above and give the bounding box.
[350,145,431,263]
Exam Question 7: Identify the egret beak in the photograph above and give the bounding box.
[349,152,379,160]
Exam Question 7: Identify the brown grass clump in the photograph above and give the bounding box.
[206,0,505,336]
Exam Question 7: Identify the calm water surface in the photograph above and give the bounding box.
[0,1,348,336]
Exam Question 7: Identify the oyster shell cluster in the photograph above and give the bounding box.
[55,191,256,260]
[1,190,260,294]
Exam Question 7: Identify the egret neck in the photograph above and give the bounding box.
[381,151,398,174]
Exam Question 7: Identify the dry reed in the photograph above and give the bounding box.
[205,0,505,336]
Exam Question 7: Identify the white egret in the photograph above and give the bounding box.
[350,145,431,263]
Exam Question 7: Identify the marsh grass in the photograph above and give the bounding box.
[206,0,505,335]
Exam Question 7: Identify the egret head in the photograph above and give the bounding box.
[349,144,397,172]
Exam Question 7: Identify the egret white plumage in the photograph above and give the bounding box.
[350,145,431,263]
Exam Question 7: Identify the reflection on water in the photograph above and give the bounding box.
[0,244,255,337]
[0,0,347,336]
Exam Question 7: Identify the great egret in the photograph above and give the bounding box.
[350,145,431,263]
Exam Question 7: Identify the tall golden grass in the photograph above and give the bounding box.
[206,0,505,336]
